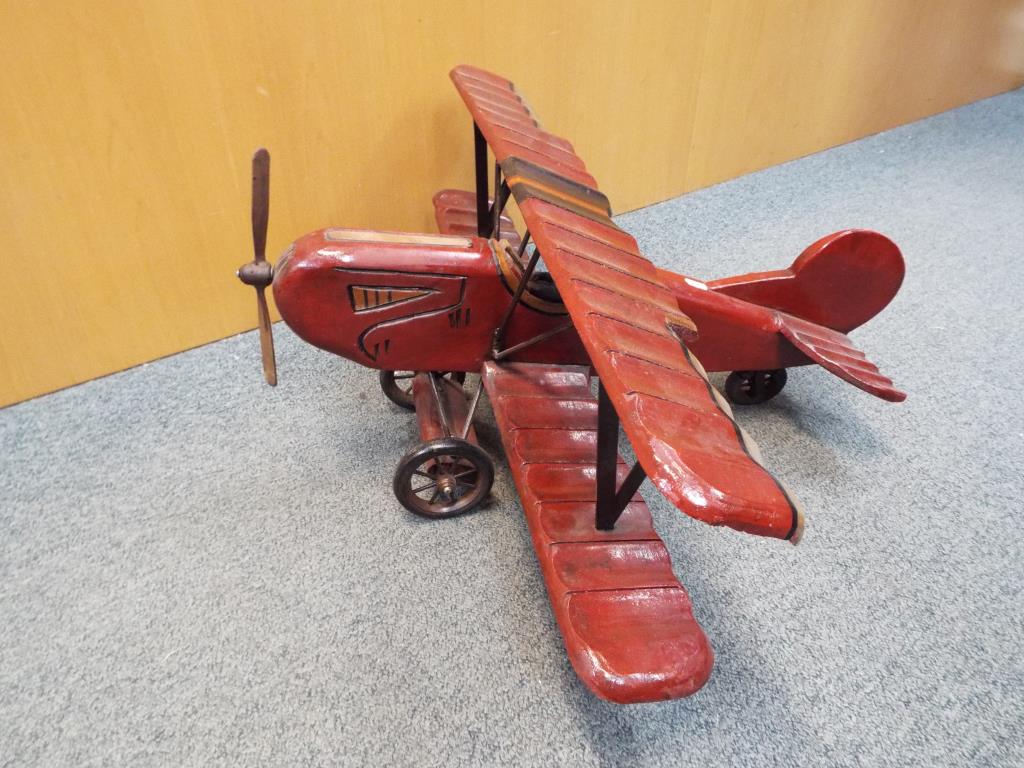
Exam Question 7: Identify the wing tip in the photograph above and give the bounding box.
[788,506,806,546]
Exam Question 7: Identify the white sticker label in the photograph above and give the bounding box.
[684,277,709,291]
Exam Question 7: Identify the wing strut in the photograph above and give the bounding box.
[473,122,511,237]
[490,234,535,353]
[596,383,647,529]
[474,123,489,236]
[491,162,510,236]
[489,236,573,359]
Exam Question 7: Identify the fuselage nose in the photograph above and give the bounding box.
[271,227,587,373]
[271,228,499,370]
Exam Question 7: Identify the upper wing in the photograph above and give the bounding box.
[453,65,803,542]
[450,65,598,188]
[523,199,803,542]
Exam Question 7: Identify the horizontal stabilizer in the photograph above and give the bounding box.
[779,314,906,402]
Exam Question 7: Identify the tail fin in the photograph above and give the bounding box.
[707,230,904,333]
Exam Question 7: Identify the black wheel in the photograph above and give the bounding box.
[379,370,466,410]
[393,437,494,519]
[725,369,788,405]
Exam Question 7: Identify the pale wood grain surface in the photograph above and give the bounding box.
[1,0,1021,406]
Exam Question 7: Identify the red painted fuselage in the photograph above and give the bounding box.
[272,228,587,371]
[272,226,903,375]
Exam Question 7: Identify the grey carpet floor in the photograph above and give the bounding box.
[3,88,1023,767]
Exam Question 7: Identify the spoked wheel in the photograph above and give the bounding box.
[378,370,466,410]
[393,437,494,519]
[725,368,788,405]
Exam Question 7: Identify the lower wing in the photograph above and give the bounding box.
[482,362,714,703]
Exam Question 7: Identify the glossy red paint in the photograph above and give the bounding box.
[412,373,478,443]
[238,64,908,706]
[451,67,598,190]
[706,229,905,333]
[654,252,906,400]
[656,268,809,372]
[521,197,803,542]
[482,362,713,703]
[449,62,904,399]
[778,314,905,401]
[433,189,521,248]
[272,228,588,372]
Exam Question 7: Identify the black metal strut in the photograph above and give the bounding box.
[475,123,516,239]
[489,165,510,238]
[595,382,646,530]
[493,322,573,361]
[474,123,489,237]
[473,123,511,239]
[490,233,535,356]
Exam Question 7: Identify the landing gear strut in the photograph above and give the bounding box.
[725,369,788,405]
[379,370,465,410]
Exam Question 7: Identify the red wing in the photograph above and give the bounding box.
[779,314,906,402]
[432,189,521,247]
[450,65,599,188]
[454,64,803,542]
[482,362,713,702]
[523,199,804,542]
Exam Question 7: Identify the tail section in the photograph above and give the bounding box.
[706,230,904,333]
[657,230,907,402]
[777,314,906,401]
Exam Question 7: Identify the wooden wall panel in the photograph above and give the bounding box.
[1,0,1021,406]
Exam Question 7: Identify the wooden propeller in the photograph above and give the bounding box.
[236,148,278,386]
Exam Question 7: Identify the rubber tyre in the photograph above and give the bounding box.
[725,369,788,405]
[379,370,465,411]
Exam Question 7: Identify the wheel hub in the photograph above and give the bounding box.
[437,473,459,499]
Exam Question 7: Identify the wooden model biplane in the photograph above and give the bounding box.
[236,65,905,703]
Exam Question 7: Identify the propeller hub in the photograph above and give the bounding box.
[237,260,273,288]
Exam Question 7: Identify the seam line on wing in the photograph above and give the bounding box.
[541,225,647,262]
[536,218,636,252]
[550,247,665,288]
[570,278,681,314]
